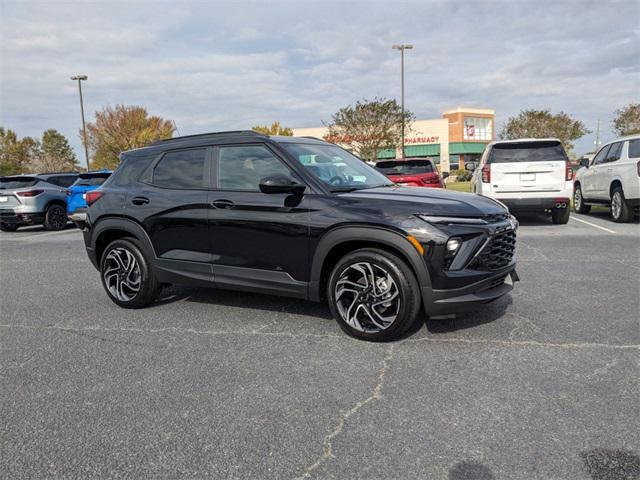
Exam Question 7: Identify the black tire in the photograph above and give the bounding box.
[552,206,570,224]
[100,238,161,308]
[326,248,422,341]
[573,184,591,214]
[0,223,19,232]
[43,204,67,231]
[610,186,632,223]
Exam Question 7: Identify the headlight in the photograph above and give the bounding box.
[417,215,487,225]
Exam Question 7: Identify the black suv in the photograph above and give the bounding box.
[82,131,518,341]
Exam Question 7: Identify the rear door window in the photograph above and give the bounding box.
[592,145,611,165]
[152,149,206,189]
[488,141,568,163]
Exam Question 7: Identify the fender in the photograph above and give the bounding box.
[88,216,157,267]
[308,225,431,301]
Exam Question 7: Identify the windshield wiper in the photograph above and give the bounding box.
[330,186,361,193]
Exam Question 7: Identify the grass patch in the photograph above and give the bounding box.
[446,181,472,193]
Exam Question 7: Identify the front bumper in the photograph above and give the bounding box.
[0,210,45,226]
[423,263,518,316]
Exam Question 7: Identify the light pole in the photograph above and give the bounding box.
[392,44,413,159]
[71,75,90,171]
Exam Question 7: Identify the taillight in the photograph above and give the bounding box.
[66,190,71,196]
[85,191,104,206]
[481,164,491,183]
[16,189,44,197]
[565,160,573,181]
[637,160,640,177]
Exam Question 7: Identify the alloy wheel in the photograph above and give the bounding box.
[334,262,400,333]
[103,247,141,301]
[49,205,66,230]
[574,188,582,210]
[611,192,622,219]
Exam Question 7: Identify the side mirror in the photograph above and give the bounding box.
[465,162,478,171]
[579,158,590,168]
[441,172,450,179]
[259,175,306,195]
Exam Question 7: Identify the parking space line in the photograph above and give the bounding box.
[570,216,617,234]
[1,229,80,242]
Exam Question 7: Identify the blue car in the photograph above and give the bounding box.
[67,170,112,222]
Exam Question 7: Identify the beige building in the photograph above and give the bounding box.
[292,107,495,172]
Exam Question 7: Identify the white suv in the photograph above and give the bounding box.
[470,138,573,224]
[573,135,640,222]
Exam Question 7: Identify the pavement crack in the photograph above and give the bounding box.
[406,336,639,351]
[297,343,396,479]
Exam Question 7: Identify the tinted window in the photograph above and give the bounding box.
[0,177,39,189]
[629,139,640,159]
[605,142,623,162]
[45,175,77,187]
[153,149,206,189]
[282,143,392,190]
[218,145,293,191]
[73,173,111,187]
[592,145,611,165]
[376,160,435,175]
[488,141,568,163]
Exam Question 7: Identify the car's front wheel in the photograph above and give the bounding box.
[100,238,161,308]
[327,248,422,341]
[574,184,591,214]
[611,186,632,223]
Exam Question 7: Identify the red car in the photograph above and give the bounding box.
[375,158,446,188]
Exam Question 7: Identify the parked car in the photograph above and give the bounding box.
[469,138,573,224]
[375,158,445,188]
[0,172,78,231]
[82,131,518,341]
[67,170,112,223]
[573,135,640,222]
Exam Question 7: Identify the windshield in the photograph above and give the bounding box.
[73,173,111,187]
[0,177,39,189]
[281,143,393,191]
[376,160,435,175]
[489,141,568,163]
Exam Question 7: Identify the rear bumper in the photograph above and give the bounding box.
[496,197,569,212]
[0,210,45,226]
[422,263,518,316]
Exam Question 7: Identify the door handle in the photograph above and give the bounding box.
[131,196,150,206]
[212,199,234,209]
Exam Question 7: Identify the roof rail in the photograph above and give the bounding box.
[300,136,324,141]
[36,171,81,175]
[150,130,265,146]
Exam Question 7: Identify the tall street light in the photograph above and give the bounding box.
[71,75,90,171]
[392,44,413,159]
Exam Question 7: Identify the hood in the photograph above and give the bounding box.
[339,185,507,217]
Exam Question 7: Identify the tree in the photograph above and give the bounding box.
[499,109,589,156]
[85,105,175,169]
[30,129,79,173]
[252,121,293,136]
[0,127,39,176]
[324,98,414,162]
[612,103,640,137]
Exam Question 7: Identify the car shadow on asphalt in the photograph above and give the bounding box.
[423,295,512,335]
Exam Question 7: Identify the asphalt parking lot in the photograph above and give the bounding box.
[1,212,639,479]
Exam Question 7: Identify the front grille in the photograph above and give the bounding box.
[468,230,516,270]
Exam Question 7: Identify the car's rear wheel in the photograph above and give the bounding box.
[610,187,632,223]
[574,184,591,214]
[551,206,570,224]
[43,204,67,231]
[0,223,19,232]
[327,248,422,341]
[100,238,160,308]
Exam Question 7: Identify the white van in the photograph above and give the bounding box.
[469,138,573,224]
[573,135,640,222]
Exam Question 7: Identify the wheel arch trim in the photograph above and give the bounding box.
[90,216,157,264]
[308,225,431,302]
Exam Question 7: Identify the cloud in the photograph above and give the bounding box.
[1,0,638,159]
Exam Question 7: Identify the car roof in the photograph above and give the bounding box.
[124,131,330,157]
[377,157,434,162]
[488,138,562,146]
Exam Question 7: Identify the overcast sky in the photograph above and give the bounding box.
[1,0,638,162]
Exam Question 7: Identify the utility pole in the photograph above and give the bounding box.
[71,75,90,171]
[594,119,601,152]
[392,44,413,159]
